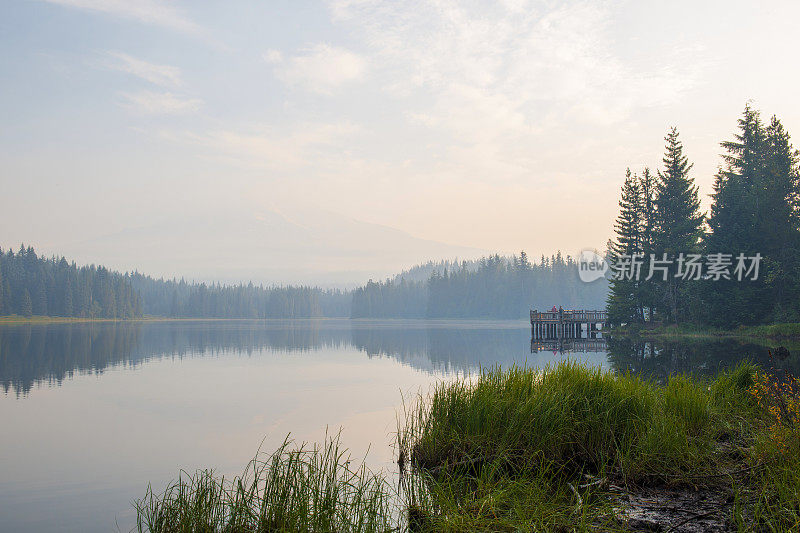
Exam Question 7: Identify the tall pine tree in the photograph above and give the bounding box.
[20,288,33,317]
[761,115,800,317]
[652,128,704,322]
[607,169,644,324]
[705,105,800,325]
[638,167,657,320]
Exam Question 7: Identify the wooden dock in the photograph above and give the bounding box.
[530,308,607,340]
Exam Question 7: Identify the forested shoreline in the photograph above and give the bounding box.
[0,245,606,321]
[0,246,349,319]
[0,246,141,319]
[608,104,800,328]
[129,275,350,319]
[351,252,607,319]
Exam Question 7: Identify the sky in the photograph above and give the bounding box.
[2,0,800,283]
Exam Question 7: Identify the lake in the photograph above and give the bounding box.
[0,319,794,532]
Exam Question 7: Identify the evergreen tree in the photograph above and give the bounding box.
[607,169,644,324]
[63,278,73,316]
[170,290,180,317]
[2,268,10,316]
[761,115,800,317]
[32,279,47,316]
[519,250,531,270]
[705,106,800,325]
[20,289,32,317]
[637,167,657,320]
[704,106,766,325]
[708,105,764,253]
[652,128,704,321]
[639,167,656,251]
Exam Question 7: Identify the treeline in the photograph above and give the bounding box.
[0,246,350,319]
[0,245,141,318]
[130,275,350,319]
[5,244,606,321]
[608,104,800,327]
[351,252,608,319]
[390,259,476,284]
[351,278,427,318]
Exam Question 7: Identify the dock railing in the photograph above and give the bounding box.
[529,309,608,323]
[530,308,608,340]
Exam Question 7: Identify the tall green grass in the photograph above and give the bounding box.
[737,322,800,338]
[136,360,800,531]
[135,434,394,533]
[739,439,800,530]
[401,360,755,483]
[396,360,762,530]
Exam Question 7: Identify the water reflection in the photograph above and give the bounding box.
[2,321,798,397]
[0,320,535,395]
[0,322,144,395]
[353,322,530,372]
[1,320,798,532]
[530,337,607,354]
[606,335,800,380]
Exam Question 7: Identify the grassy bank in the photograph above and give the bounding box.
[0,314,166,324]
[0,314,127,324]
[136,362,800,531]
[0,315,346,324]
[613,321,800,340]
[399,361,800,531]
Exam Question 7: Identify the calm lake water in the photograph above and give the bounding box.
[0,319,795,532]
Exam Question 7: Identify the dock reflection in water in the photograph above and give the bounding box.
[530,336,607,354]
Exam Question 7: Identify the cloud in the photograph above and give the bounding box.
[120,90,202,114]
[105,52,182,87]
[262,49,283,65]
[178,122,362,169]
[40,0,199,33]
[269,44,366,94]
[325,0,700,184]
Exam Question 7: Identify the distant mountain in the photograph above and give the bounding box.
[57,209,486,286]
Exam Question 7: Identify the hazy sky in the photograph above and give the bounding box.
[2,0,800,281]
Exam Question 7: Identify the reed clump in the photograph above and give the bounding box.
[135,434,393,533]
